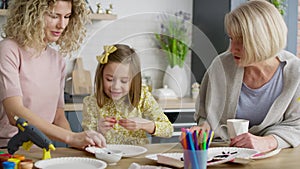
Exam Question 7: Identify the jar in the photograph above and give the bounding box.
[191,82,200,99]
[20,159,33,169]
[192,88,199,99]
[20,161,33,169]
[2,161,15,169]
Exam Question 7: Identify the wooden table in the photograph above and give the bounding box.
[2,143,300,169]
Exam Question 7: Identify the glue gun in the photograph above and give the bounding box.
[7,116,56,160]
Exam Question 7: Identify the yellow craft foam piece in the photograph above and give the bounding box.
[8,158,20,169]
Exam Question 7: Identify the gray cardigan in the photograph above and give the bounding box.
[195,50,300,149]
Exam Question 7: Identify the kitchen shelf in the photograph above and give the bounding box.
[0,9,117,20]
[89,13,117,20]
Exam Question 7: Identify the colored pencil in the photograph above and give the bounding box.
[181,128,188,149]
[193,130,199,150]
[202,131,207,150]
[187,131,199,169]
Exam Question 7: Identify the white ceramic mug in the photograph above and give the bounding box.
[220,119,249,140]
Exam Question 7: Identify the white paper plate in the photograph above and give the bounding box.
[34,157,107,169]
[145,152,225,166]
[251,149,281,160]
[145,147,258,166]
[145,153,184,168]
[208,147,258,165]
[208,147,258,159]
[86,144,147,157]
[129,162,172,169]
[145,153,182,161]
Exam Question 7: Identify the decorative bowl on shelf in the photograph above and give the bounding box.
[152,85,178,100]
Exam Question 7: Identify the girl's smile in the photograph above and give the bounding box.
[103,62,131,100]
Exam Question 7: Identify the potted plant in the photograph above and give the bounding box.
[154,11,192,97]
[268,0,287,15]
[155,11,191,68]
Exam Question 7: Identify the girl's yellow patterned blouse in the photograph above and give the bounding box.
[82,86,173,145]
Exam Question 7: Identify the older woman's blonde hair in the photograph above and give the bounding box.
[2,0,89,56]
[94,44,142,108]
[225,0,287,65]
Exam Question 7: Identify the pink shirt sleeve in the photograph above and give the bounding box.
[0,40,22,101]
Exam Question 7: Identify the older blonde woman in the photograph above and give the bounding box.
[0,0,106,149]
[192,0,300,153]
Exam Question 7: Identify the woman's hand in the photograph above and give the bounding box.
[68,130,106,149]
[230,133,278,153]
[97,117,117,134]
[118,117,155,134]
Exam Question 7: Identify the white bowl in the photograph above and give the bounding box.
[95,148,123,165]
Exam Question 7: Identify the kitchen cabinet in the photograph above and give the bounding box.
[191,0,230,83]
[151,108,197,143]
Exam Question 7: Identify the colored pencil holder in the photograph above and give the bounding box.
[184,149,207,169]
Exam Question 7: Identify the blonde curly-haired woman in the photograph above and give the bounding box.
[0,0,106,149]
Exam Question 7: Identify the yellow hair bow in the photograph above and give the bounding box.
[96,45,117,64]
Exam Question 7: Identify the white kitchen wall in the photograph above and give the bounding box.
[0,0,193,96]
[75,0,193,95]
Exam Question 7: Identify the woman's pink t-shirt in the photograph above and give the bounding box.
[0,39,66,147]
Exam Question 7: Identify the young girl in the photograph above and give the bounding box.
[82,44,173,145]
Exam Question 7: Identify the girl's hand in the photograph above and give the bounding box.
[97,117,117,134]
[230,133,277,153]
[118,117,155,133]
[68,130,106,149]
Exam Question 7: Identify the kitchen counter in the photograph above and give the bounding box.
[64,97,196,112]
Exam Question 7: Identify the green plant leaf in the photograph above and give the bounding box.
[155,11,191,68]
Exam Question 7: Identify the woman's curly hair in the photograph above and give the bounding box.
[2,0,90,56]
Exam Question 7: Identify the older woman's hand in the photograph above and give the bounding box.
[189,121,211,133]
[230,133,278,153]
[179,121,211,142]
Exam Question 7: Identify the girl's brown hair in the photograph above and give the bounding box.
[94,44,142,108]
